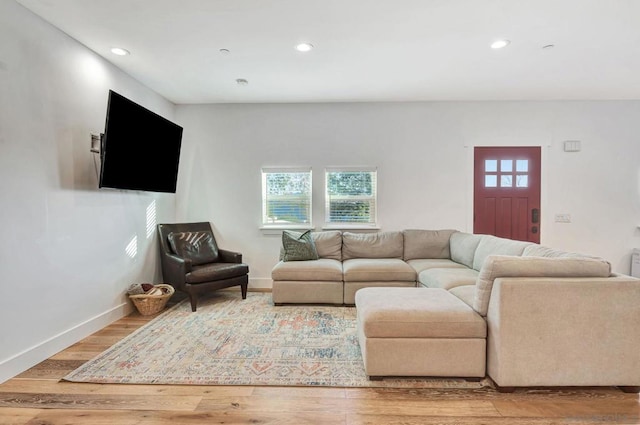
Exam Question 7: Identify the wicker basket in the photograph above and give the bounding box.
[129,284,175,316]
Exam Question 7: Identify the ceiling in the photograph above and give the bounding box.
[15,0,640,104]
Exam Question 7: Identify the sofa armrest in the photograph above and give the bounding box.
[219,249,243,263]
[486,276,640,388]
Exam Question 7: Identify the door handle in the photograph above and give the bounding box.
[532,208,539,224]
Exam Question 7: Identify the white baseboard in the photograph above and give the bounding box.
[249,277,273,289]
[0,302,133,384]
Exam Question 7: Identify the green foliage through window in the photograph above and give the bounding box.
[262,170,311,225]
[325,170,377,224]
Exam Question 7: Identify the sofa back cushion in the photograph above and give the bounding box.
[403,229,458,260]
[473,255,612,316]
[472,235,532,271]
[342,231,403,260]
[312,231,343,261]
[449,232,483,268]
[523,244,607,261]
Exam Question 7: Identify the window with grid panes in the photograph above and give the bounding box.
[261,168,312,226]
[325,168,377,226]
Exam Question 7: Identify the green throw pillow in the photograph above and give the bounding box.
[282,230,319,262]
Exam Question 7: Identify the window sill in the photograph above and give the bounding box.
[260,225,315,236]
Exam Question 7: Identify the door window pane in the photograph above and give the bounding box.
[516,160,528,172]
[516,175,529,187]
[500,160,513,172]
[500,175,513,187]
[485,160,497,172]
[485,175,497,187]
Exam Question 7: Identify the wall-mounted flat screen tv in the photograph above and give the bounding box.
[99,90,183,193]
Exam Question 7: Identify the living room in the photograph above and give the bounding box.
[1,0,640,422]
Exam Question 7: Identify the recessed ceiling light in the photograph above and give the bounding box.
[236,78,248,86]
[110,47,130,56]
[490,40,510,49]
[295,43,314,52]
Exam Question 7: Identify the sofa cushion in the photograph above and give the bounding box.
[406,258,468,274]
[402,229,458,260]
[281,230,319,262]
[449,285,476,309]
[449,232,483,268]
[342,231,403,260]
[474,255,613,316]
[271,258,343,282]
[523,244,607,261]
[418,268,479,290]
[355,287,486,339]
[343,258,416,282]
[168,231,219,266]
[186,262,249,284]
[312,230,342,261]
[472,235,532,271]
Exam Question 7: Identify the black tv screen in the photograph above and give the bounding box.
[99,90,183,193]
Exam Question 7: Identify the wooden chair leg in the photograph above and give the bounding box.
[241,282,248,299]
[189,294,198,312]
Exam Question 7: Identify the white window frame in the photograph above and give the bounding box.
[260,167,313,230]
[324,167,378,229]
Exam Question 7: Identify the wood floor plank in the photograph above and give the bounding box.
[76,335,128,346]
[14,360,86,380]
[197,395,501,417]
[493,399,640,419]
[251,386,346,399]
[346,414,637,425]
[347,414,564,425]
[93,385,254,397]
[344,386,636,401]
[0,380,253,397]
[0,393,202,411]
[21,409,347,425]
[21,409,143,425]
[196,395,349,413]
[0,407,41,425]
[58,342,114,353]
[49,351,104,361]
[341,398,501,417]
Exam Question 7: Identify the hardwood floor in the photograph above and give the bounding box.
[1,295,638,425]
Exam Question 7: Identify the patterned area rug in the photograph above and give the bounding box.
[64,292,492,388]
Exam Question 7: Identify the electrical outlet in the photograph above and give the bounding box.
[555,214,571,223]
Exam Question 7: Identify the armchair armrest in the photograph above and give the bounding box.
[161,252,193,286]
[219,249,243,263]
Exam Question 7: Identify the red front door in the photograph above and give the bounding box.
[474,147,541,243]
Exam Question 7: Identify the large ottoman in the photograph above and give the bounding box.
[355,287,487,378]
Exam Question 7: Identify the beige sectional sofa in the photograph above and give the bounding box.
[271,229,640,391]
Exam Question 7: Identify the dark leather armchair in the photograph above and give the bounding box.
[157,222,248,311]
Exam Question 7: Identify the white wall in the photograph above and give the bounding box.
[176,101,640,285]
[0,1,178,382]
